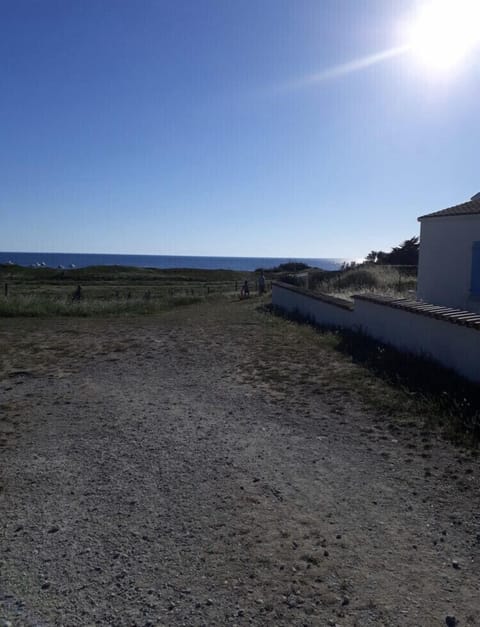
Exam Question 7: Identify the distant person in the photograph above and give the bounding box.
[258,271,266,295]
[72,285,82,302]
[241,280,250,299]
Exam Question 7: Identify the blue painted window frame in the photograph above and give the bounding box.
[470,241,480,296]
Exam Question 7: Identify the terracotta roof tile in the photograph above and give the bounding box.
[353,294,480,330]
[418,199,480,220]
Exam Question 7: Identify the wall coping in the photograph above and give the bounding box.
[274,281,480,330]
[272,281,354,311]
[353,294,480,331]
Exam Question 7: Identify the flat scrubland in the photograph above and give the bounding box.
[0,264,259,317]
[1,271,480,626]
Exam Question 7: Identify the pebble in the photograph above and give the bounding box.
[452,560,460,570]
[445,616,457,627]
[286,595,297,608]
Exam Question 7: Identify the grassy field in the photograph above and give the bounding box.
[0,264,266,317]
[0,262,418,317]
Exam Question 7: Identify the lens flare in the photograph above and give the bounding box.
[406,0,480,70]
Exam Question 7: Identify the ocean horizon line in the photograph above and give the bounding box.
[0,251,352,272]
[1,250,348,260]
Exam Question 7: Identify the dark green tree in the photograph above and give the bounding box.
[369,236,419,266]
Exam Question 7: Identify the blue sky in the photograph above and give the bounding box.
[1,0,480,259]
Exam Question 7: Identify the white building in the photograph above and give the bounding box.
[417,194,480,313]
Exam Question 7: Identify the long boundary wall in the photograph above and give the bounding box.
[272,281,480,383]
[272,281,354,328]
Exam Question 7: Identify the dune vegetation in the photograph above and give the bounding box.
[309,263,417,300]
[0,264,262,317]
[276,237,419,301]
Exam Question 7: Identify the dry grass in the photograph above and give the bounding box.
[0,264,256,317]
[309,264,417,301]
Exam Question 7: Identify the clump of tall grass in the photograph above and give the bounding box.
[310,264,417,300]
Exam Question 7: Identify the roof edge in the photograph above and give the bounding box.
[418,211,479,221]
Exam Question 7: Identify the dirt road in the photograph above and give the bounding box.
[1,300,479,626]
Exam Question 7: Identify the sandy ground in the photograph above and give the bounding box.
[1,299,480,627]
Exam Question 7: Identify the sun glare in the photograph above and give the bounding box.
[407,0,480,71]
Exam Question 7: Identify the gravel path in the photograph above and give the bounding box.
[1,301,480,626]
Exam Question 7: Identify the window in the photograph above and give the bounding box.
[470,241,480,296]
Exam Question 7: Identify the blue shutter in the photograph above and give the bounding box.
[470,242,480,295]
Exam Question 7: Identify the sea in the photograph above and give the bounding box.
[0,252,347,272]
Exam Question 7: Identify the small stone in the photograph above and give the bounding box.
[206,598,213,606]
[48,526,59,534]
[452,560,460,569]
[445,616,457,627]
[286,595,297,608]
[41,582,51,590]
[324,550,329,557]
[342,596,350,606]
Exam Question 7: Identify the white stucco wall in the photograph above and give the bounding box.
[272,282,354,328]
[354,298,480,383]
[417,214,480,313]
[272,282,480,382]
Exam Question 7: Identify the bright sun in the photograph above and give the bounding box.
[407,0,480,71]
